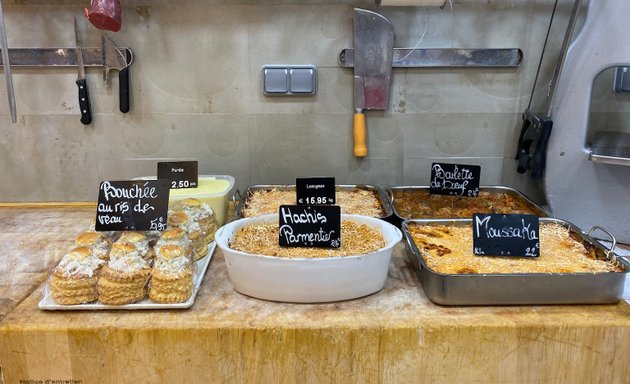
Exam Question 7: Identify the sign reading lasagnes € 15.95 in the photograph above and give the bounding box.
[296,177,336,205]
[472,213,540,257]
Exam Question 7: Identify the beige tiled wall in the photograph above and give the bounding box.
[0,0,565,202]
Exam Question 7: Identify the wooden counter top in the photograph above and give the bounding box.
[1,205,629,383]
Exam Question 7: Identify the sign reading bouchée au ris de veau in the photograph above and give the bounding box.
[430,163,481,197]
[278,205,341,248]
[95,180,170,232]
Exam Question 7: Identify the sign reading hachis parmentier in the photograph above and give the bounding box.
[296,177,336,205]
[278,205,341,248]
[430,163,481,197]
[95,180,170,232]
[473,213,540,257]
[157,160,198,189]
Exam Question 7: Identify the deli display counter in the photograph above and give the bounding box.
[0,202,629,383]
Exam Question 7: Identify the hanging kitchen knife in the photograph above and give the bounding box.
[102,35,131,113]
[0,0,16,123]
[353,8,394,157]
[74,16,92,125]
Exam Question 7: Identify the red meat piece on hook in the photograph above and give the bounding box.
[84,0,121,32]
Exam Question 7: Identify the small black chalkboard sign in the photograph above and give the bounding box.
[296,177,336,205]
[430,163,481,197]
[278,205,341,248]
[95,180,170,232]
[157,161,198,189]
[473,213,540,257]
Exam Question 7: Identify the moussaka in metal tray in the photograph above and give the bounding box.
[402,218,628,305]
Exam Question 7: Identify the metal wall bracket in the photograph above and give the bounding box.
[339,48,522,68]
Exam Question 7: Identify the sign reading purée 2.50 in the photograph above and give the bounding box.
[157,161,198,189]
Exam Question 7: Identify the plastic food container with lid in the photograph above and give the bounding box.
[134,175,234,226]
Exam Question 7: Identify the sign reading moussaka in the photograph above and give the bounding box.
[473,213,540,257]
[430,163,481,197]
[278,205,341,248]
[95,180,170,232]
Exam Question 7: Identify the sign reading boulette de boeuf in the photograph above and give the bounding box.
[95,180,170,232]
[157,160,198,189]
[472,213,540,257]
[278,205,341,248]
[430,162,481,197]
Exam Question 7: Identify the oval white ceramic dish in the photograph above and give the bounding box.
[215,214,402,303]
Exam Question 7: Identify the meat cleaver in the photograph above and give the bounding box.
[353,8,394,157]
[102,35,131,113]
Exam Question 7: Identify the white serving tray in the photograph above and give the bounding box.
[38,242,216,311]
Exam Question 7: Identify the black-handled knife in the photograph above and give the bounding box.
[119,49,130,113]
[74,17,92,125]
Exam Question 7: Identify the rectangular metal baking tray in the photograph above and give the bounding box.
[38,242,215,310]
[402,218,629,305]
[387,185,549,220]
[234,184,393,220]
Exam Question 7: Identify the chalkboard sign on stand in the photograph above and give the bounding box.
[278,205,341,248]
[95,180,170,232]
[296,177,336,205]
[473,213,540,257]
[157,161,198,189]
[430,163,481,197]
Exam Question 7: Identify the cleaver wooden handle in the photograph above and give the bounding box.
[353,112,367,157]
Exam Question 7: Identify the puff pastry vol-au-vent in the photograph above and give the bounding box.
[155,227,194,259]
[74,231,112,260]
[117,231,154,260]
[149,244,193,303]
[51,246,105,305]
[97,242,152,305]
[168,210,207,261]
[172,198,216,243]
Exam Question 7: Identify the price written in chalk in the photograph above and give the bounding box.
[95,180,170,232]
[472,213,540,257]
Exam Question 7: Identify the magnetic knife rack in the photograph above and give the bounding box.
[339,48,522,68]
[0,47,133,83]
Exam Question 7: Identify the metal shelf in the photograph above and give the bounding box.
[589,131,630,166]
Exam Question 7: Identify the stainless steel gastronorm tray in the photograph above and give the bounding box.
[402,218,629,306]
[387,185,549,220]
[234,184,394,220]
